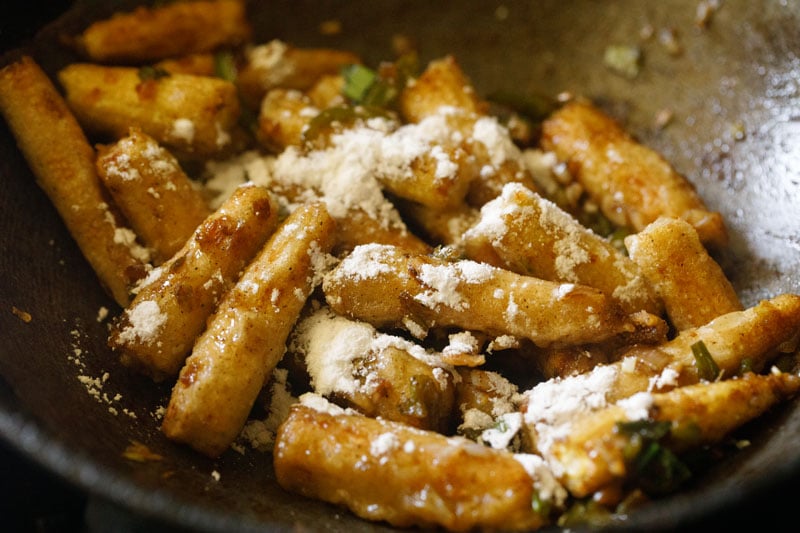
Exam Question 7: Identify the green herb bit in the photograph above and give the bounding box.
[634,443,692,495]
[617,419,672,441]
[691,340,721,381]
[494,418,509,433]
[531,492,551,517]
[341,64,377,103]
[361,79,398,108]
[557,498,613,528]
[213,50,238,82]
[616,419,692,495]
[669,419,702,448]
[137,65,170,82]
[341,53,418,109]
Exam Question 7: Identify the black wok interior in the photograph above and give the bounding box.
[1,1,799,531]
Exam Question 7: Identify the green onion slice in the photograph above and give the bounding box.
[137,65,170,81]
[691,340,721,381]
[214,50,238,82]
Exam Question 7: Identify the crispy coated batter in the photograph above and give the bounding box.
[541,100,728,248]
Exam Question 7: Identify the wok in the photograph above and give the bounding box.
[1,1,799,531]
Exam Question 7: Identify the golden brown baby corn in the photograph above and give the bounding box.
[58,63,242,159]
[109,184,278,381]
[96,127,212,263]
[541,99,728,248]
[0,56,147,307]
[75,0,252,63]
[162,202,336,457]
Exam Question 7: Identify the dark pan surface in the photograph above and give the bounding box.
[1,1,798,531]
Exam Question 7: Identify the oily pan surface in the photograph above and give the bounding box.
[0,0,798,531]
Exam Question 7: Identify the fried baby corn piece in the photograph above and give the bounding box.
[463,182,663,315]
[109,184,278,381]
[540,100,727,248]
[531,345,613,380]
[303,109,480,211]
[625,216,742,330]
[0,56,147,307]
[519,295,800,458]
[162,202,336,457]
[334,207,431,257]
[399,58,538,207]
[620,293,800,385]
[253,118,440,255]
[368,113,479,210]
[382,143,479,211]
[399,55,488,123]
[547,371,800,498]
[58,64,241,159]
[256,88,318,152]
[75,0,252,63]
[237,40,361,108]
[322,243,663,348]
[274,399,560,532]
[96,127,212,264]
[252,176,430,257]
[289,307,456,432]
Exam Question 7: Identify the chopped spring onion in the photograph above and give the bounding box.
[137,65,170,81]
[691,340,721,381]
[341,64,377,103]
[341,53,419,109]
[214,50,238,82]
[616,419,692,495]
[531,492,551,516]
